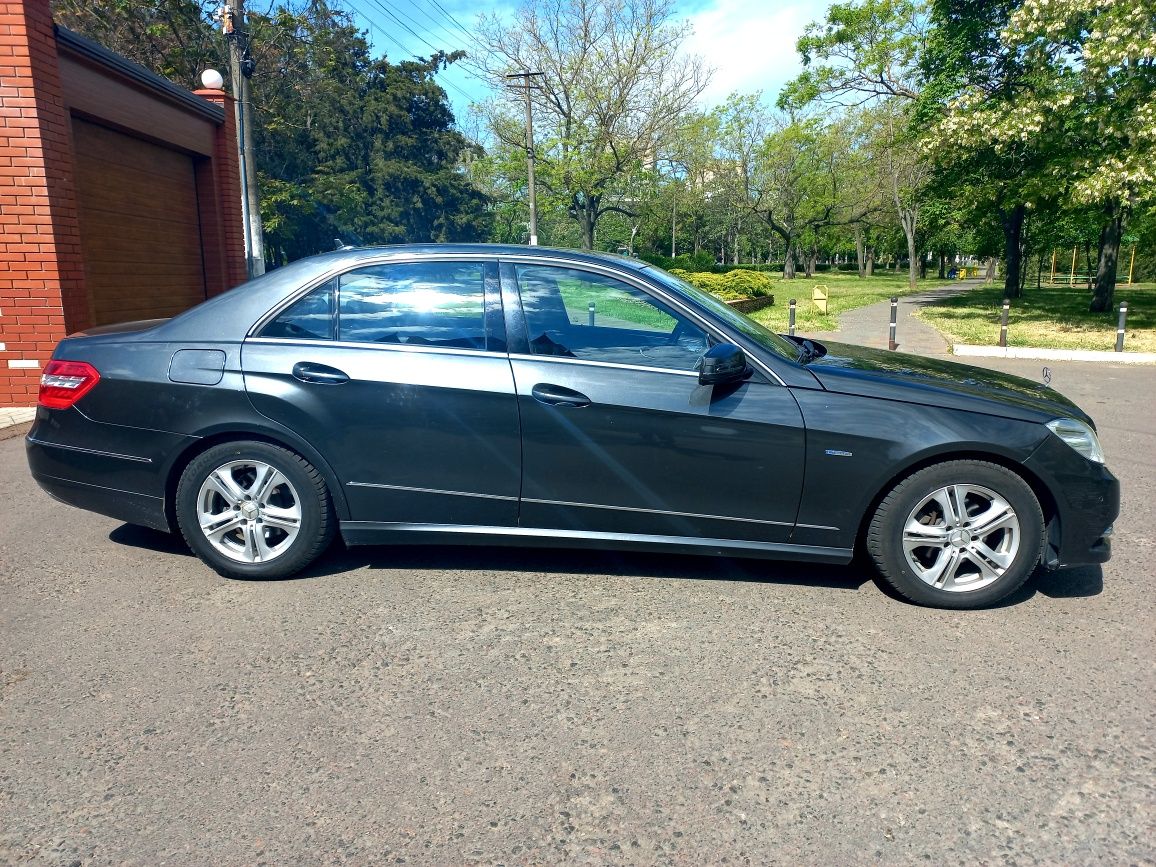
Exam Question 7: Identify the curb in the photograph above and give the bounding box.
[952,345,1156,364]
[0,407,36,430]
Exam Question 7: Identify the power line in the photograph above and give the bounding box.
[341,0,478,103]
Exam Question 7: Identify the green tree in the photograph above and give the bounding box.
[470,0,709,250]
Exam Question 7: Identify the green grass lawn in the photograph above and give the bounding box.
[913,282,1156,352]
[743,271,943,333]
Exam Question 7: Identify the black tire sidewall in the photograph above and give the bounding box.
[176,441,331,580]
[869,461,1045,609]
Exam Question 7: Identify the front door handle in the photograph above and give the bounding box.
[531,383,591,408]
[292,361,349,384]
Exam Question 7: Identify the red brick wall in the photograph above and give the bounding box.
[0,2,247,408]
[0,0,80,407]
[195,88,248,295]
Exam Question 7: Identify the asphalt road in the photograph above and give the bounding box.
[1,358,1153,865]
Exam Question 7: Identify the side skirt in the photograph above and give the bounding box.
[339,521,854,564]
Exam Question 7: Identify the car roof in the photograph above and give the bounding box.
[324,243,652,270]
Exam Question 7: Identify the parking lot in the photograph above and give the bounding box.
[1,357,1153,864]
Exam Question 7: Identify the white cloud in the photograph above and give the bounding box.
[680,0,827,108]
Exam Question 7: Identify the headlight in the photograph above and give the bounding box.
[1046,418,1105,464]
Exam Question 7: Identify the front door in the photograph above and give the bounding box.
[505,261,806,544]
[243,258,521,526]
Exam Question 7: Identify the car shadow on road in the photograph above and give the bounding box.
[107,524,1104,605]
[302,542,875,591]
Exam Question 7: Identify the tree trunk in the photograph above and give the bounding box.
[854,225,866,278]
[805,251,817,277]
[899,210,918,290]
[918,253,927,279]
[1090,203,1124,312]
[670,200,677,258]
[865,248,875,277]
[577,196,597,251]
[937,252,946,280]
[999,204,1026,298]
[783,242,797,279]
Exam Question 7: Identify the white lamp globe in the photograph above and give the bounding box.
[200,69,225,89]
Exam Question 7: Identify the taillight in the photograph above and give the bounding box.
[38,360,101,409]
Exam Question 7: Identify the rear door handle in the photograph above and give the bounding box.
[292,362,349,384]
[531,383,591,408]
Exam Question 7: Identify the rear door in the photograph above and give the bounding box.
[503,260,807,544]
[242,257,521,526]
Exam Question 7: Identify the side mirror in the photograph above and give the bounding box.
[698,342,748,386]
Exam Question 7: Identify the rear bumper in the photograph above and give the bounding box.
[1024,436,1120,569]
[30,466,170,531]
[25,407,194,532]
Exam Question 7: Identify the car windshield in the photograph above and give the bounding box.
[642,266,801,362]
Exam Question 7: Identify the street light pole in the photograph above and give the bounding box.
[223,0,265,277]
[506,71,543,246]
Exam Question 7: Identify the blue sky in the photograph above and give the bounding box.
[343,0,834,118]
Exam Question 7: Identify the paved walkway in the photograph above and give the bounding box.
[804,280,984,356]
[0,407,34,431]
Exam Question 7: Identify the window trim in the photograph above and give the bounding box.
[250,256,502,355]
[501,256,785,384]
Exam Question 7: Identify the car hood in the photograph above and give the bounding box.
[803,341,1090,425]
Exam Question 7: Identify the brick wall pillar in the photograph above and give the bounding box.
[194,88,247,294]
[0,0,84,407]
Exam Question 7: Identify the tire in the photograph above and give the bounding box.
[175,440,335,580]
[866,460,1045,609]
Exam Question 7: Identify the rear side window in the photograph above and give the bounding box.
[338,261,485,348]
[261,278,336,340]
[261,261,487,350]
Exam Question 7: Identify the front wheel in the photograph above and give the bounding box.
[175,441,335,579]
[866,460,1045,608]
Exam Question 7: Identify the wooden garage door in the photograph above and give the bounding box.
[72,118,207,326]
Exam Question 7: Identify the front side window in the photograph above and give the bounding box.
[261,261,487,350]
[515,264,709,371]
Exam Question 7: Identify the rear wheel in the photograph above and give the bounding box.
[867,460,1045,608]
[176,441,334,579]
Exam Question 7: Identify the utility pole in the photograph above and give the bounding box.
[223,1,265,277]
[506,71,543,246]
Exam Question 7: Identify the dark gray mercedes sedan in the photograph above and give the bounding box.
[26,245,1118,607]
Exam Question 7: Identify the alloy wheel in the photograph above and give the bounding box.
[195,460,303,563]
[901,483,1021,593]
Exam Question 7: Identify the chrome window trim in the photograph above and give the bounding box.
[506,352,700,378]
[501,255,788,386]
[248,254,496,340]
[347,481,517,502]
[245,336,501,360]
[247,250,790,386]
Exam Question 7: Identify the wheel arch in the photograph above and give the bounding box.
[852,448,1059,555]
[161,427,350,533]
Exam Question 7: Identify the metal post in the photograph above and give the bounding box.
[506,71,543,246]
[1116,302,1128,352]
[888,297,898,350]
[588,301,595,327]
[788,299,796,336]
[999,299,1010,347]
[223,0,264,277]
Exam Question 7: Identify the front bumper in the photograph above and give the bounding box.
[1024,435,1120,569]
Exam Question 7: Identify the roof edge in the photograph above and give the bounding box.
[54,26,225,125]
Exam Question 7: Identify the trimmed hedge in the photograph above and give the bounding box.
[669,268,776,301]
